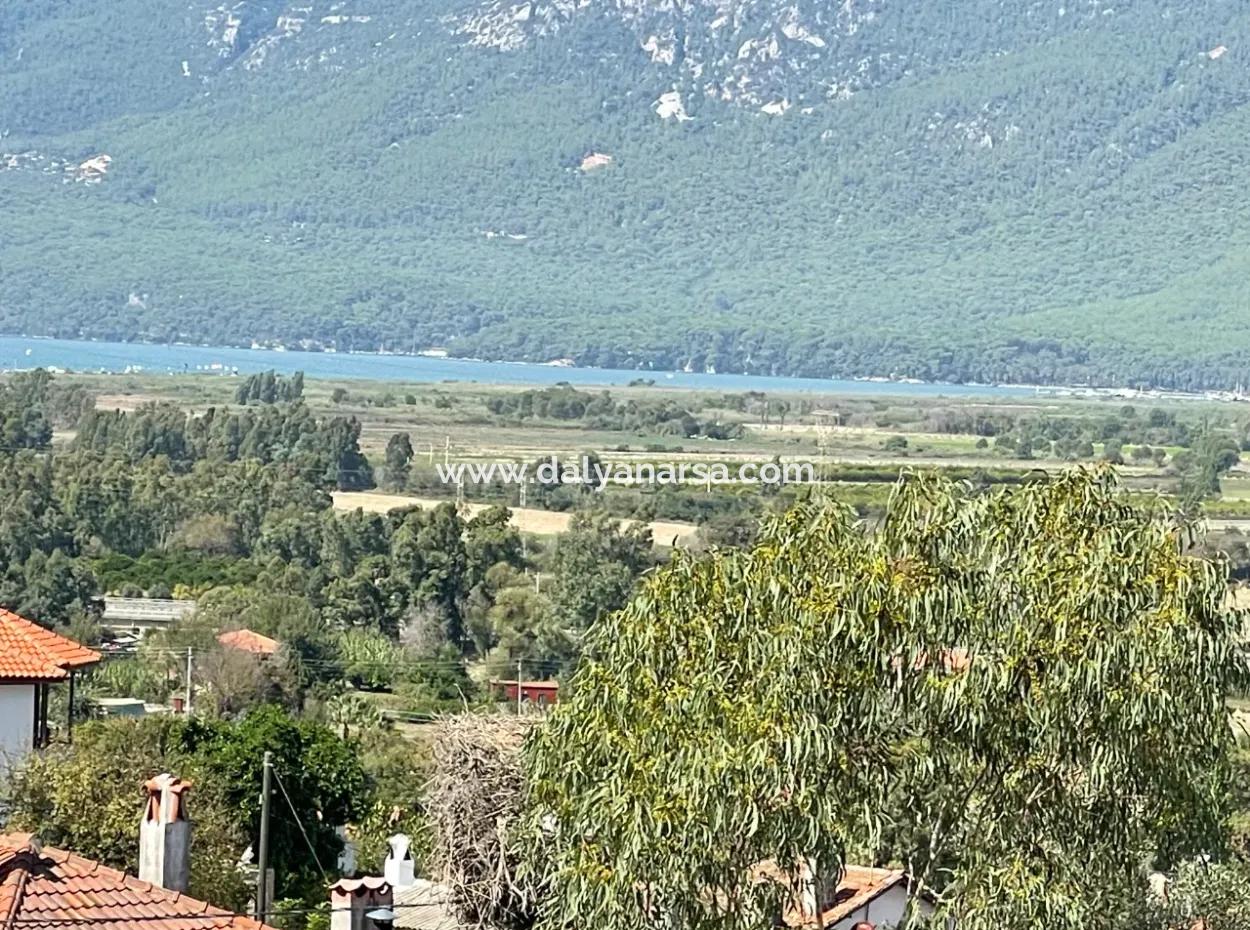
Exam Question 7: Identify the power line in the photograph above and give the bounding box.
[271,766,329,886]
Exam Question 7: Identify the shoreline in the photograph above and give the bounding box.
[0,333,1242,402]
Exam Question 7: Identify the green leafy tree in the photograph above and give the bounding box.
[544,512,651,649]
[1179,431,1241,506]
[177,705,368,901]
[526,469,1242,930]
[384,432,414,491]
[391,504,470,646]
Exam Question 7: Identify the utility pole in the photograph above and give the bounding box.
[255,752,273,921]
[184,647,193,713]
[516,660,523,715]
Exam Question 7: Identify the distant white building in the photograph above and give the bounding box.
[101,596,196,634]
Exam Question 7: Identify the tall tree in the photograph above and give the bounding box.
[526,469,1243,930]
[384,432,414,491]
[543,511,651,647]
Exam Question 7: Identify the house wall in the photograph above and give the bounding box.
[0,684,36,774]
[493,682,559,705]
[829,886,926,930]
[521,684,558,706]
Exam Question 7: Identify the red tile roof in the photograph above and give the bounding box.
[216,630,280,657]
[0,610,100,682]
[0,834,272,930]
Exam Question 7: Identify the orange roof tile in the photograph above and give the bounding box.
[0,610,100,682]
[0,834,273,930]
[216,630,280,657]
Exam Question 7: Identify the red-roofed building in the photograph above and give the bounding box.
[0,832,273,930]
[752,860,932,929]
[0,609,100,772]
[216,629,281,657]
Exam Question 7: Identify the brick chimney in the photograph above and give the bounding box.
[330,877,392,930]
[139,773,192,892]
[382,834,415,890]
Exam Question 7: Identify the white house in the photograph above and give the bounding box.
[753,860,935,929]
[0,608,100,774]
[819,866,924,929]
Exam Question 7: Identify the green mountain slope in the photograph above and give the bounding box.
[3,0,1250,388]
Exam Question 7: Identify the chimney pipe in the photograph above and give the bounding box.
[139,773,192,892]
[383,834,415,890]
[330,878,392,930]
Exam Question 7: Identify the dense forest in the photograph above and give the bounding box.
[0,371,660,696]
[3,1,1250,388]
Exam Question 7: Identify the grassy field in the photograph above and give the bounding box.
[53,369,1250,531]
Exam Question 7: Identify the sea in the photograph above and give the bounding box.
[0,336,1043,398]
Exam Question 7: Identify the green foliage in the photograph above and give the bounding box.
[1179,431,1243,507]
[1125,859,1250,930]
[338,630,407,690]
[4,709,375,906]
[383,432,414,491]
[235,370,305,406]
[526,469,1243,930]
[176,705,368,901]
[487,387,742,439]
[324,690,384,739]
[88,656,173,703]
[73,401,374,490]
[93,551,261,593]
[543,511,653,658]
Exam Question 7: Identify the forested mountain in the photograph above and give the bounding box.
[3,0,1250,388]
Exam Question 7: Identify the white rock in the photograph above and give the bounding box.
[653,90,692,120]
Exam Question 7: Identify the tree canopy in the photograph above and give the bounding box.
[526,469,1244,930]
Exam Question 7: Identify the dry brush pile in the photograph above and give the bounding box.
[427,713,542,930]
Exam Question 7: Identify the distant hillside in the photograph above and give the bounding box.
[3,0,1250,389]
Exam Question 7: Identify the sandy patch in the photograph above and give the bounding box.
[332,491,698,546]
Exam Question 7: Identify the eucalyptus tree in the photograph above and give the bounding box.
[525,469,1243,930]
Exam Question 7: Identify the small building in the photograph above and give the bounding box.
[817,866,921,929]
[102,596,196,634]
[0,608,99,773]
[489,679,559,706]
[579,151,614,172]
[218,628,281,656]
[753,860,934,929]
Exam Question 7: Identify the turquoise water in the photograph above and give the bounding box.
[0,336,1040,398]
